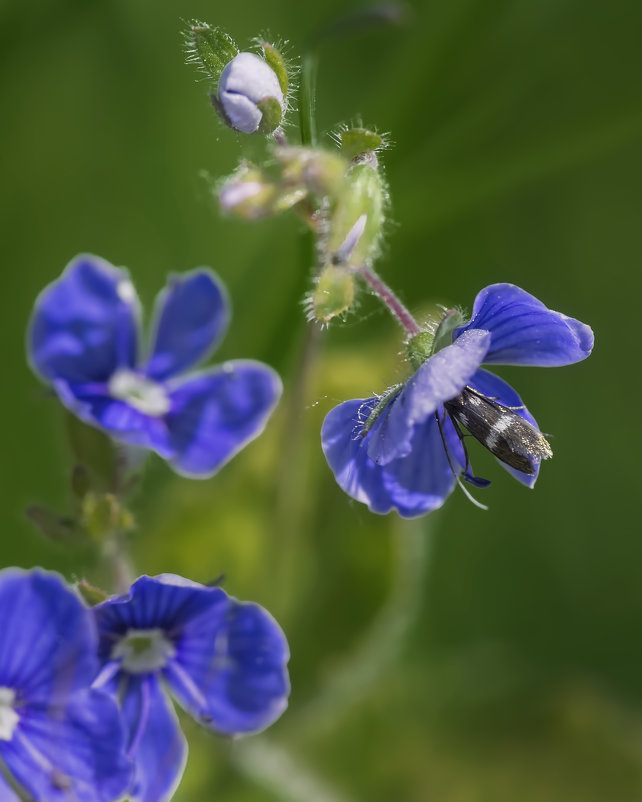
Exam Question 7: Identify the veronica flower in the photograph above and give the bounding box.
[0,569,130,801]
[28,254,282,477]
[92,574,290,802]
[322,284,594,518]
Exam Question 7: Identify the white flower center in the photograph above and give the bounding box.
[0,687,19,741]
[112,628,176,674]
[108,369,170,417]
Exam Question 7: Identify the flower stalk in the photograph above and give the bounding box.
[358,266,421,336]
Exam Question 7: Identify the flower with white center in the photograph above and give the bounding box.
[93,575,290,802]
[322,284,594,518]
[0,569,130,801]
[28,254,282,478]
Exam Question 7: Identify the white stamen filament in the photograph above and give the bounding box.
[108,369,170,417]
[112,628,176,674]
[0,687,19,741]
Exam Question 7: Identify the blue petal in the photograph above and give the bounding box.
[94,575,228,654]
[322,399,459,518]
[166,598,290,735]
[2,689,131,802]
[0,570,97,705]
[120,676,186,802]
[28,254,139,385]
[367,329,491,466]
[53,381,173,457]
[455,284,594,366]
[467,368,543,487]
[145,270,230,381]
[164,362,282,477]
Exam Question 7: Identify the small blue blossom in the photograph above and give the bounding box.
[92,574,290,802]
[28,254,282,477]
[0,569,130,801]
[322,284,594,518]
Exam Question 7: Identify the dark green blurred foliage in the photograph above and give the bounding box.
[1,0,641,799]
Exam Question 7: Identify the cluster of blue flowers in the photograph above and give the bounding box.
[12,23,595,801]
[0,569,289,801]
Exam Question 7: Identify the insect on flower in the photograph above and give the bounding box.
[322,284,594,518]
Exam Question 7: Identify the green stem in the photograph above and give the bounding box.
[102,529,135,594]
[299,52,318,146]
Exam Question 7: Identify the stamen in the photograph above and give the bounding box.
[112,628,175,674]
[108,369,170,417]
[0,688,19,741]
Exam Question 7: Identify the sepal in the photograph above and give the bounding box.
[325,162,387,269]
[309,265,355,323]
[185,22,239,83]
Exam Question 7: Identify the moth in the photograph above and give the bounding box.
[444,386,553,475]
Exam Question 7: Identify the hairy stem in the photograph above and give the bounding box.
[359,266,421,336]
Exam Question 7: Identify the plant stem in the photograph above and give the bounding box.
[299,52,318,146]
[102,530,135,594]
[359,266,421,336]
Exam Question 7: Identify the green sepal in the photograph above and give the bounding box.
[276,146,348,197]
[77,579,109,607]
[81,492,134,542]
[26,504,77,542]
[327,163,387,268]
[185,22,239,84]
[431,309,465,355]
[257,96,283,133]
[64,412,117,492]
[361,384,403,437]
[406,331,435,370]
[311,265,355,323]
[70,464,92,500]
[340,127,385,160]
[261,42,288,97]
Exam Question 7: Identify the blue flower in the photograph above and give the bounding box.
[92,574,290,802]
[0,569,130,801]
[28,254,282,477]
[322,284,594,518]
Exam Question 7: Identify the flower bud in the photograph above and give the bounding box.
[276,146,348,198]
[219,163,277,220]
[325,162,387,269]
[219,162,307,220]
[217,52,284,134]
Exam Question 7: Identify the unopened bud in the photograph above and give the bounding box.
[217,52,284,134]
[219,163,306,220]
[326,163,387,269]
[276,146,348,198]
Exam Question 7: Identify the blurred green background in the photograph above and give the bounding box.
[1,0,641,799]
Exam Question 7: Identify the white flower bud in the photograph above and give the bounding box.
[218,52,284,134]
